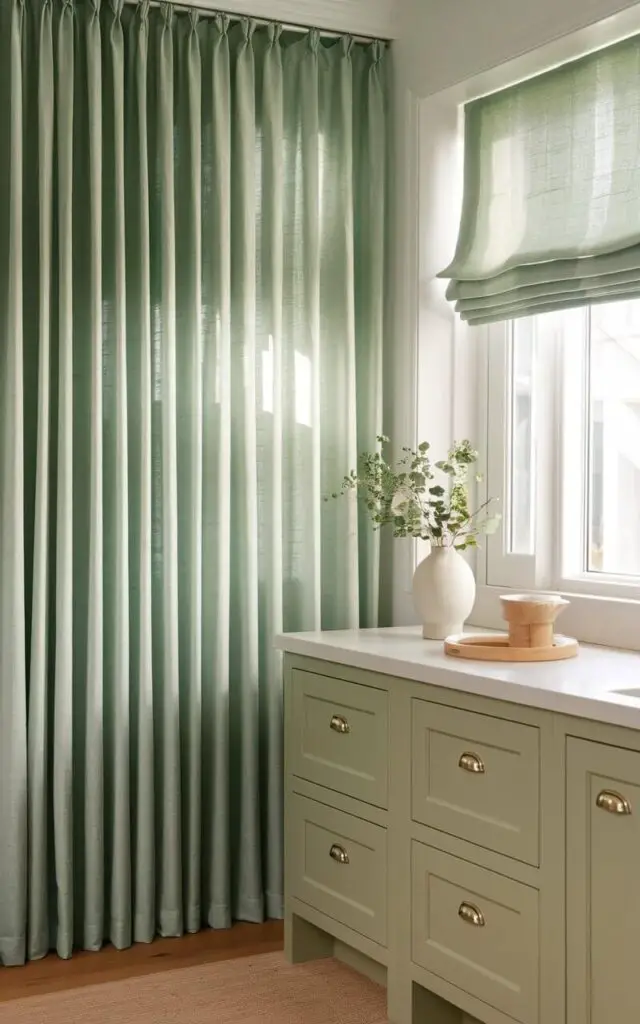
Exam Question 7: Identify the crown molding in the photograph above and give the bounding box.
[193,0,398,38]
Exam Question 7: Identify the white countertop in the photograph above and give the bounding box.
[276,626,640,730]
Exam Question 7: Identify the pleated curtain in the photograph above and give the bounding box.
[0,0,387,965]
[439,31,640,324]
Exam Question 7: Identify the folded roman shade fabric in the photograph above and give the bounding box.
[439,32,640,324]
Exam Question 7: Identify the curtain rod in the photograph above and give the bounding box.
[122,0,388,43]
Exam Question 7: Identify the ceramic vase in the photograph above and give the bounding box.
[412,545,476,640]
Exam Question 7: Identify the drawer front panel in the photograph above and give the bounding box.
[412,843,539,1024]
[567,739,640,1024]
[291,670,388,807]
[412,700,539,864]
[290,794,387,946]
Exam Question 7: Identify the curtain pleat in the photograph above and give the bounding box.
[0,0,27,970]
[27,0,54,965]
[83,0,105,952]
[0,0,388,964]
[229,20,262,923]
[155,4,183,938]
[201,15,233,931]
[258,24,285,920]
[53,0,76,961]
[326,40,359,630]
[293,34,322,633]
[106,0,132,949]
[175,7,203,937]
[126,0,156,946]
[354,42,385,626]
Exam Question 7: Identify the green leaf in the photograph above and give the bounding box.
[482,514,502,535]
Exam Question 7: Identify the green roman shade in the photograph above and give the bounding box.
[439,32,640,324]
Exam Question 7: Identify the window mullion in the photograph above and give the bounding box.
[531,314,560,590]
[485,321,536,589]
[558,308,590,588]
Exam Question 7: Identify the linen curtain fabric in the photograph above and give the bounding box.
[439,32,640,324]
[0,0,387,965]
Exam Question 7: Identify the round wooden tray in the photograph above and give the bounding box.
[444,633,579,662]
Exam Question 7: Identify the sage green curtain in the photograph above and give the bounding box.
[439,31,640,324]
[0,0,387,965]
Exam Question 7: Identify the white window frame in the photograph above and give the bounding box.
[409,6,640,650]
[479,305,640,579]
[473,316,640,648]
[558,310,640,601]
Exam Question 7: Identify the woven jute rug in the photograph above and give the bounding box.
[0,951,388,1024]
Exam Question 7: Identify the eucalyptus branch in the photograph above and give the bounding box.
[326,436,501,547]
[448,496,500,545]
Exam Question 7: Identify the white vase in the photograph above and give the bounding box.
[412,545,476,640]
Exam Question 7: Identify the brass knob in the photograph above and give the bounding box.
[458,902,485,927]
[330,714,350,734]
[459,752,485,774]
[329,844,349,864]
[596,790,631,815]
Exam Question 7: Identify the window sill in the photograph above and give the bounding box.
[471,584,640,653]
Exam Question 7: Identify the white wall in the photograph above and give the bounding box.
[398,0,640,96]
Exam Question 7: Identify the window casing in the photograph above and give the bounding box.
[482,300,640,604]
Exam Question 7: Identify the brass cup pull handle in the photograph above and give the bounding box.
[596,790,632,815]
[329,844,349,865]
[458,902,485,928]
[330,714,350,734]
[459,752,485,774]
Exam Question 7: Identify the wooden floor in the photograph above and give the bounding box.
[0,921,284,1004]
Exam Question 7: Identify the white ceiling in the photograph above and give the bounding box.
[193,0,399,38]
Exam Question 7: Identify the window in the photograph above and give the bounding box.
[413,6,640,642]
[483,298,640,601]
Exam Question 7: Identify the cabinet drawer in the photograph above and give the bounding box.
[290,794,387,946]
[412,843,539,1024]
[412,700,539,864]
[567,739,640,1024]
[290,670,388,807]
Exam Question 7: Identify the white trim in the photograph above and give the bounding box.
[480,307,640,637]
[162,0,397,38]
[558,309,589,585]
[388,67,421,622]
[484,304,640,584]
[414,92,479,524]
[484,322,537,590]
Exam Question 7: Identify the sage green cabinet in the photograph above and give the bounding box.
[412,700,540,865]
[567,738,640,1024]
[289,792,387,946]
[285,651,640,1024]
[411,842,539,1024]
[290,668,389,807]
